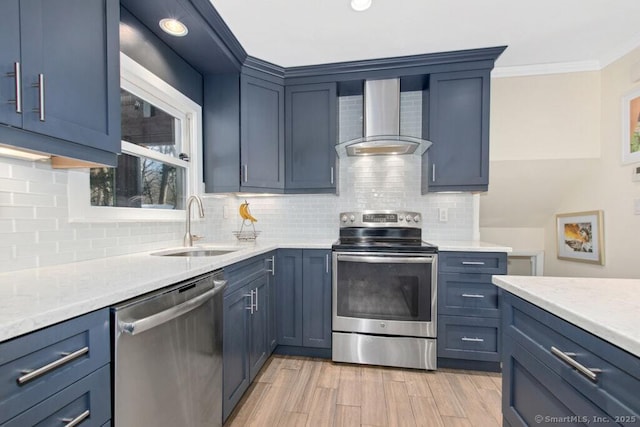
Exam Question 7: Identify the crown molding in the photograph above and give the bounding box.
[491,60,601,78]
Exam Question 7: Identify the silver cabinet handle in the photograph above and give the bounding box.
[254,287,259,312]
[119,284,224,335]
[61,410,90,427]
[6,62,22,113]
[551,346,600,382]
[461,293,485,299]
[17,346,89,385]
[267,255,275,276]
[330,167,335,184]
[326,254,329,273]
[462,261,486,266]
[461,337,484,343]
[432,164,436,182]
[244,290,255,314]
[32,73,45,121]
[243,164,248,182]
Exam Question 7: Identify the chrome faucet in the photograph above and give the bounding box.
[184,195,205,247]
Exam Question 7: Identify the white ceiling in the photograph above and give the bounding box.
[209,0,640,76]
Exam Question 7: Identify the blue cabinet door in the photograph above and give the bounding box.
[248,274,269,381]
[302,250,332,349]
[222,286,251,421]
[285,83,337,192]
[240,74,285,191]
[423,69,490,193]
[276,249,303,346]
[265,253,277,352]
[0,0,21,128]
[18,0,120,155]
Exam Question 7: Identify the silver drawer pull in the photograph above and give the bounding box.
[244,290,255,314]
[550,346,600,382]
[461,293,485,299]
[61,409,90,427]
[461,337,484,343]
[461,261,486,266]
[6,62,22,113]
[17,346,89,385]
[32,73,45,121]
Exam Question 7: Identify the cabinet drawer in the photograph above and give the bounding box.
[0,309,109,423]
[438,252,507,274]
[503,338,612,427]
[503,293,640,422]
[2,365,110,427]
[438,315,500,362]
[438,273,499,317]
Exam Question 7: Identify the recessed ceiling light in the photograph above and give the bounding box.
[351,0,372,11]
[159,18,188,37]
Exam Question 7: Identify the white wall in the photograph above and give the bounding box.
[482,47,640,279]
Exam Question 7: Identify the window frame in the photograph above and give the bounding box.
[68,53,203,222]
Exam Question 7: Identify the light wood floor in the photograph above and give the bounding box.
[224,355,502,427]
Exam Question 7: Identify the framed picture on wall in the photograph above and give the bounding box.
[556,210,604,265]
[622,88,640,164]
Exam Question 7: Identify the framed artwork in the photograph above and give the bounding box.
[556,210,604,265]
[622,88,640,164]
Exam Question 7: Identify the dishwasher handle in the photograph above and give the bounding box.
[119,280,226,336]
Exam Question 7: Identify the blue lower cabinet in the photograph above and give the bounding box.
[437,251,507,371]
[3,365,110,427]
[222,254,273,422]
[502,292,640,426]
[276,249,332,352]
[0,309,110,425]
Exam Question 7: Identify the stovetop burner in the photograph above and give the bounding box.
[333,210,438,253]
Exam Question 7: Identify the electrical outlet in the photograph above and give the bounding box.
[223,205,230,219]
[438,207,448,222]
[635,199,640,215]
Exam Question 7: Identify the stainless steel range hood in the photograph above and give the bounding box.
[336,78,432,157]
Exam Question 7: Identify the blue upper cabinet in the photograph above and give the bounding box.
[423,69,491,193]
[285,83,337,193]
[0,0,120,166]
[240,74,285,191]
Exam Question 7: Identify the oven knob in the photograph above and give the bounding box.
[398,215,405,221]
[413,215,421,223]
[349,215,355,222]
[380,322,386,328]
[341,215,348,223]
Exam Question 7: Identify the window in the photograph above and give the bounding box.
[69,53,202,221]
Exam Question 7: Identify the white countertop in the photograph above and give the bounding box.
[492,275,640,358]
[434,240,512,253]
[0,238,509,343]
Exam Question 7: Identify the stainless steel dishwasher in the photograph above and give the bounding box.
[112,269,226,427]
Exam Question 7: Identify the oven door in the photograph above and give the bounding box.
[332,251,437,338]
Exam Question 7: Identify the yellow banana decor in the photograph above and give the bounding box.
[239,200,258,223]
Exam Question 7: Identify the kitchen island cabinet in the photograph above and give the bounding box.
[437,251,507,371]
[494,276,640,427]
[0,0,120,166]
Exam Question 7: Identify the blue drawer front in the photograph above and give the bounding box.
[3,365,111,427]
[439,252,507,274]
[438,273,499,317]
[0,309,110,423]
[438,315,500,362]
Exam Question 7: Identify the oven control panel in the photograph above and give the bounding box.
[340,211,421,228]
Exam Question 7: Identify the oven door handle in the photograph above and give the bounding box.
[337,254,435,264]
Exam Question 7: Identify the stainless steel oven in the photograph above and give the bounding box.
[331,211,438,370]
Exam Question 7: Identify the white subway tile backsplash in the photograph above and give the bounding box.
[1,89,475,272]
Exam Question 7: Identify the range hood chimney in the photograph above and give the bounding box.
[336,78,432,157]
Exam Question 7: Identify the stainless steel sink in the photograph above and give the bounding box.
[151,248,238,257]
